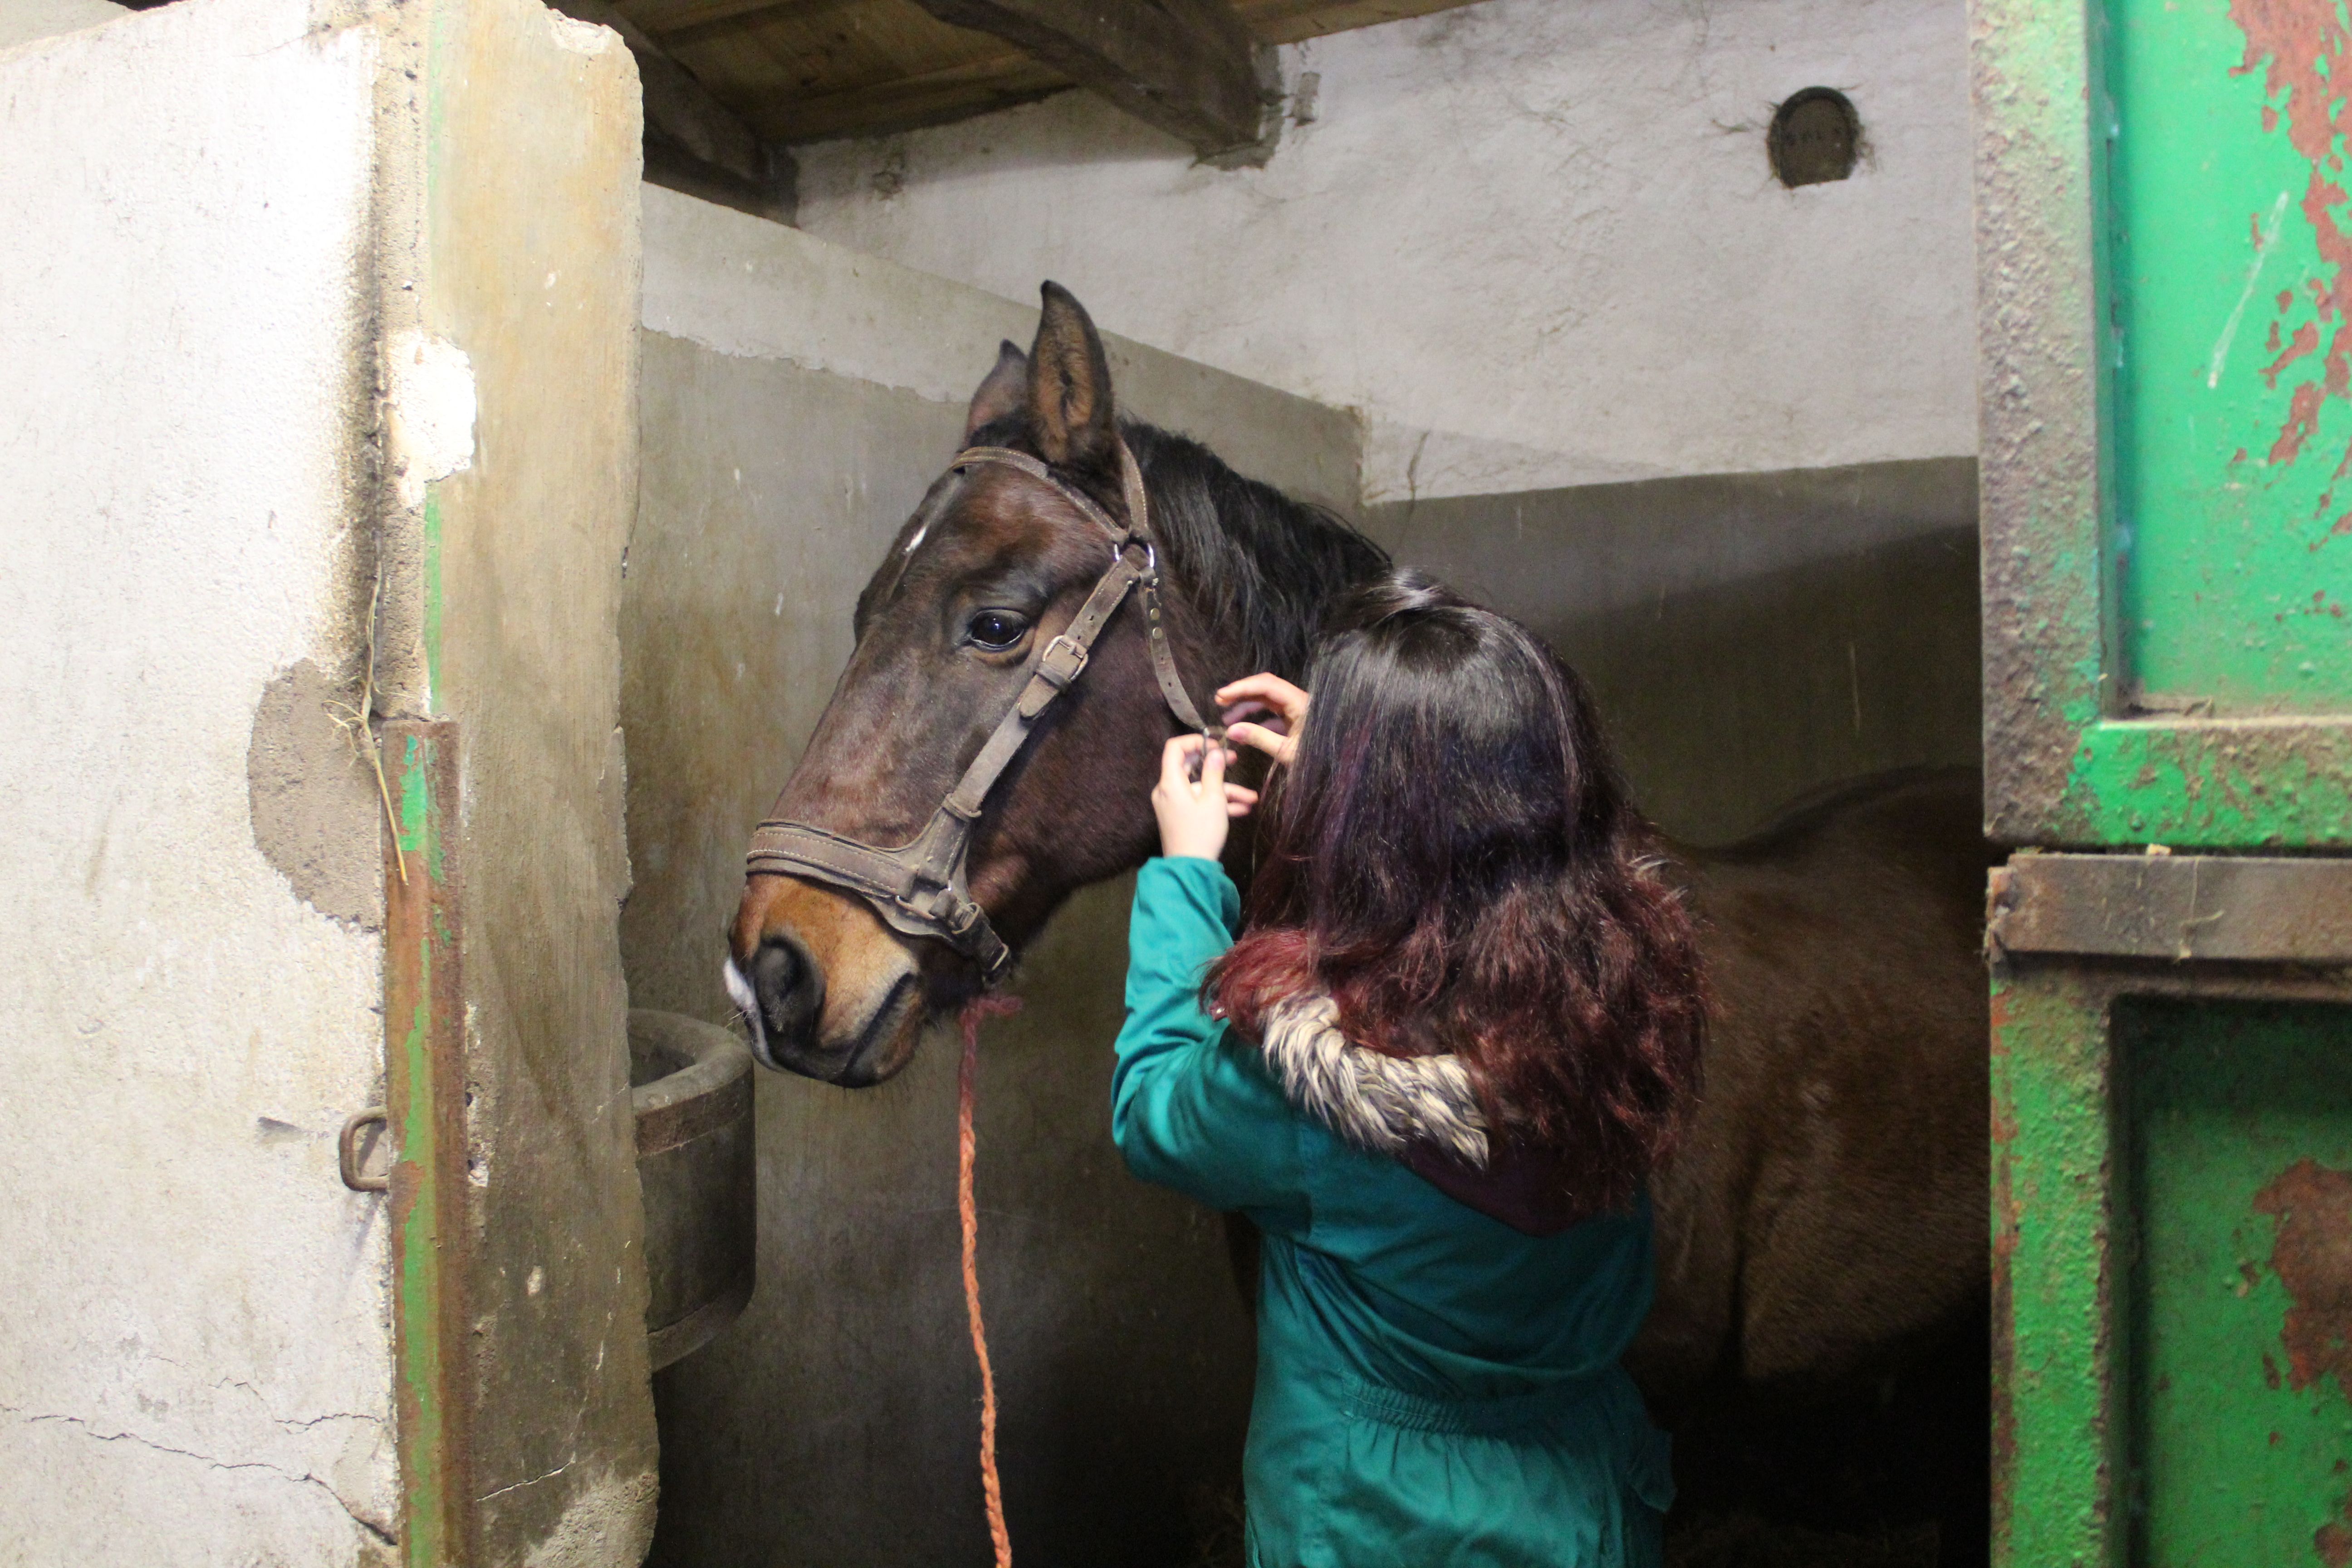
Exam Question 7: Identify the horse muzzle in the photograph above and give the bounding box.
[729,873,931,1083]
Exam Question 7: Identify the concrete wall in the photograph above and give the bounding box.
[407,0,660,1555]
[0,0,395,1558]
[1368,460,1983,844]
[622,185,1360,1567]
[0,0,656,1560]
[792,0,1978,504]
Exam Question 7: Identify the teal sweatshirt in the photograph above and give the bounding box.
[1111,856,1673,1568]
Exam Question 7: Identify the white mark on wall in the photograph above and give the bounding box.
[544,9,613,55]
[2209,191,2292,389]
[387,333,476,510]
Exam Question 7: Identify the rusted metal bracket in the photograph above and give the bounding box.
[382,720,475,1566]
[339,1107,391,1192]
[1989,853,2352,965]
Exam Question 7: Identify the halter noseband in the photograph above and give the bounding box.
[743,439,1218,987]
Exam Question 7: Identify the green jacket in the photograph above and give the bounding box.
[1112,857,1673,1568]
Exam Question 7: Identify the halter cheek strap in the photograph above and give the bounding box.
[744,438,1217,987]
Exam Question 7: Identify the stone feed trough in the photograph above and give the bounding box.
[629,1009,755,1370]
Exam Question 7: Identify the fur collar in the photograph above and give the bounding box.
[1257,995,1488,1168]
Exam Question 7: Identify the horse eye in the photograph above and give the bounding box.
[966,610,1029,652]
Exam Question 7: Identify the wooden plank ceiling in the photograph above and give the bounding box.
[621,0,1483,147]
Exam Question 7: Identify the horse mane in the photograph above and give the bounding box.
[1123,420,1391,681]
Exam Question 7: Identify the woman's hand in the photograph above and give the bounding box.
[1153,734,1258,861]
[1217,673,1309,769]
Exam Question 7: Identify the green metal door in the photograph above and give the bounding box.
[1973,0,2352,1561]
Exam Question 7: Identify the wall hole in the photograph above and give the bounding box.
[1769,88,1862,188]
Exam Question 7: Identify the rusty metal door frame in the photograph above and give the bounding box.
[1972,0,2352,853]
[383,721,475,1566]
[1988,856,2352,1566]
[1976,0,2352,1557]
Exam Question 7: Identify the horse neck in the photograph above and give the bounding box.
[1141,472,1381,689]
[1146,490,1370,901]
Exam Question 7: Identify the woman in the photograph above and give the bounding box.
[1112,571,1706,1567]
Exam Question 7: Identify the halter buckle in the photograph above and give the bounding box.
[901,882,958,921]
[1037,634,1088,688]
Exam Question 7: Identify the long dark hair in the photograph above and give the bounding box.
[1209,571,1706,1215]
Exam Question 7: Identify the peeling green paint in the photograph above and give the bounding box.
[2079,0,2352,845]
[388,727,458,1567]
[395,728,446,882]
[397,978,444,1563]
[1984,0,2352,1558]
[1992,971,2122,1568]
[2123,1000,2352,1568]
[2060,718,2352,844]
[2107,0,2352,716]
[1996,983,2352,1568]
[1978,0,2352,849]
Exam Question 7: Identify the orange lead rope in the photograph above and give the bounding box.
[959,994,1023,1568]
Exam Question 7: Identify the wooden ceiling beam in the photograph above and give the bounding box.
[906,0,1274,156]
[554,0,799,223]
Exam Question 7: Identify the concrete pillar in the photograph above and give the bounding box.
[0,0,656,1558]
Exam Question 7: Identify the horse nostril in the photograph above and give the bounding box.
[750,934,825,1047]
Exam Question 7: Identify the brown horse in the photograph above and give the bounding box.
[728,285,1989,1455]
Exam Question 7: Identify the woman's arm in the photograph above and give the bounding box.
[1109,857,1308,1229]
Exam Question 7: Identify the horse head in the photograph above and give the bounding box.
[726,282,1383,1083]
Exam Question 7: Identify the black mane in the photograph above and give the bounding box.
[1122,420,1391,681]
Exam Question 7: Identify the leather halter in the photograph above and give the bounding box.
[744,439,1216,987]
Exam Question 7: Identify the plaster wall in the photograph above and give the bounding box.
[0,0,396,1557]
[792,0,1979,504]
[624,186,1360,1566]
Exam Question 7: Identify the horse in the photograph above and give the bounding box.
[725,283,1990,1541]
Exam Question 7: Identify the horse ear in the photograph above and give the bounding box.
[1026,281,1117,475]
[965,340,1028,440]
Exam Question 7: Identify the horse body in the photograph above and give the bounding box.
[1636,771,1991,1407]
[730,283,1989,1422]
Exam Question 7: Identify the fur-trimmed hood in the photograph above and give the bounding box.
[1259,995,1489,1167]
[1254,995,1585,1237]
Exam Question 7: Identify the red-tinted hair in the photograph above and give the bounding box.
[1210,572,1705,1217]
